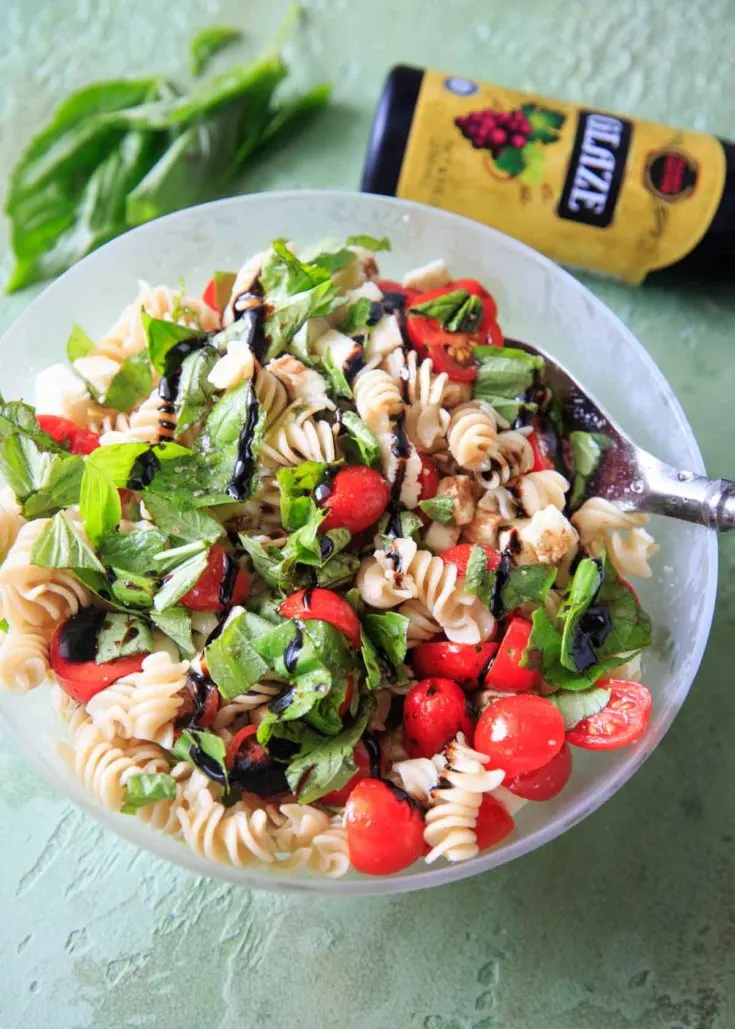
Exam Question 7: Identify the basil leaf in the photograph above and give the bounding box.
[569,431,611,510]
[363,612,409,680]
[21,453,84,519]
[340,410,380,467]
[548,687,612,731]
[501,564,558,613]
[239,534,286,590]
[96,612,154,663]
[473,346,544,401]
[171,729,229,789]
[103,351,153,413]
[337,298,372,335]
[345,234,391,251]
[377,509,423,545]
[261,239,331,296]
[265,279,344,357]
[522,608,626,691]
[205,611,269,700]
[322,349,353,400]
[276,461,330,531]
[153,545,210,611]
[189,25,241,77]
[312,552,361,589]
[0,397,64,453]
[142,310,208,375]
[121,772,177,814]
[311,248,356,274]
[360,629,383,691]
[30,510,105,572]
[109,569,158,609]
[419,495,455,524]
[99,528,168,574]
[174,345,218,434]
[258,670,333,729]
[150,606,195,658]
[464,544,493,606]
[285,697,376,804]
[560,557,603,671]
[409,289,469,328]
[195,379,265,500]
[66,324,95,362]
[595,567,652,658]
[142,492,223,544]
[0,435,52,499]
[446,293,484,333]
[80,459,121,546]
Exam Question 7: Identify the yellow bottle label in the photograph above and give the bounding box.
[396,71,726,284]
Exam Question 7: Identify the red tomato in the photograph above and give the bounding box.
[505,742,573,801]
[180,545,249,613]
[376,279,419,306]
[321,741,372,806]
[417,453,441,500]
[202,277,218,313]
[202,271,236,317]
[403,678,474,759]
[280,588,362,649]
[225,725,258,769]
[528,429,556,472]
[474,694,566,778]
[411,641,498,688]
[425,343,479,382]
[36,415,100,455]
[345,778,425,875]
[566,681,652,750]
[318,466,390,534]
[484,617,539,692]
[49,626,146,704]
[474,794,515,850]
[442,542,502,578]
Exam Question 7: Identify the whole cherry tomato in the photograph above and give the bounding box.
[50,620,147,704]
[505,742,573,801]
[180,545,249,612]
[318,466,390,534]
[442,542,501,578]
[484,616,539,692]
[280,588,362,649]
[403,677,474,759]
[474,794,515,851]
[566,681,652,750]
[345,778,425,875]
[410,641,498,689]
[37,415,100,455]
[474,695,566,778]
[321,741,372,806]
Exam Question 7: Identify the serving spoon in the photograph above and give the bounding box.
[509,338,735,531]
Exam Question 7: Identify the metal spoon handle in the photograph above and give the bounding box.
[638,457,735,530]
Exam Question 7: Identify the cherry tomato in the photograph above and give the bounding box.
[180,545,249,612]
[474,794,515,851]
[505,742,573,801]
[49,625,147,704]
[36,415,100,455]
[566,681,652,750]
[403,677,474,759]
[321,741,372,806]
[225,725,258,769]
[484,616,539,692]
[442,542,502,578]
[528,429,556,473]
[318,466,390,534]
[202,270,236,317]
[417,453,441,501]
[225,724,288,798]
[174,676,220,729]
[345,778,425,875]
[375,279,419,308]
[280,588,362,649]
[202,277,218,313]
[474,694,566,778]
[425,343,479,382]
[411,641,498,688]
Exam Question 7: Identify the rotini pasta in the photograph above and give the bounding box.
[261,402,339,466]
[353,368,403,435]
[0,625,51,692]
[572,497,658,578]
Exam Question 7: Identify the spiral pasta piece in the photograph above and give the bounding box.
[0,487,26,561]
[447,401,502,471]
[385,349,449,450]
[277,817,350,878]
[398,599,442,647]
[473,429,534,489]
[572,497,658,578]
[99,388,175,446]
[212,683,283,732]
[353,368,403,435]
[261,403,339,467]
[0,625,52,692]
[95,283,218,362]
[176,791,279,866]
[518,470,570,516]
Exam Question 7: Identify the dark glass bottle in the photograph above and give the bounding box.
[362,65,735,285]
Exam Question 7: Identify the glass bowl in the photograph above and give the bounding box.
[0,190,717,895]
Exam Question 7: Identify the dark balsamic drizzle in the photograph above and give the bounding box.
[366,301,384,326]
[205,614,229,647]
[57,608,107,662]
[176,669,219,730]
[314,466,337,505]
[385,413,411,538]
[218,554,238,608]
[158,338,210,407]
[363,732,382,778]
[127,449,161,490]
[571,607,612,671]
[343,344,367,384]
[301,588,314,611]
[226,381,260,500]
[381,291,409,314]
[318,535,334,561]
[189,743,227,785]
[231,281,268,363]
[283,622,304,674]
[269,686,297,715]
[489,549,514,619]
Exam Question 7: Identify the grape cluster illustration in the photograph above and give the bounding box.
[454,108,532,158]
[453,102,566,181]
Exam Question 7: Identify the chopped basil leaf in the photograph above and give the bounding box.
[322,348,353,400]
[103,351,153,413]
[172,729,229,789]
[473,346,544,403]
[595,563,652,658]
[0,397,64,453]
[265,279,344,357]
[121,772,177,814]
[99,528,168,573]
[340,410,380,467]
[560,557,603,671]
[548,687,612,730]
[345,588,365,616]
[65,324,95,362]
[345,234,391,252]
[0,619,8,634]
[311,552,360,589]
[337,298,372,335]
[285,696,376,804]
[446,293,484,333]
[360,629,383,691]
[195,379,265,500]
[501,564,558,613]
[239,534,285,590]
[0,435,52,500]
[362,611,409,682]
[96,612,154,663]
[142,492,223,543]
[464,545,493,606]
[153,543,210,611]
[277,461,331,531]
[419,495,455,524]
[569,431,611,510]
[376,509,423,545]
[150,606,195,658]
[261,239,332,296]
[310,248,356,274]
[30,510,105,572]
[409,289,469,328]
[21,453,84,520]
[109,569,158,609]
[80,459,121,546]
[142,310,208,375]
[175,345,219,434]
[189,25,241,77]
[205,611,269,700]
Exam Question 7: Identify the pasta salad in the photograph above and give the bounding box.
[0,235,658,878]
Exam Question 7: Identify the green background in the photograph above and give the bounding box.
[1,1,734,1026]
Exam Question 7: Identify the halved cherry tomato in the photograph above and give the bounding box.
[345,778,425,875]
[202,277,218,313]
[180,545,249,613]
[505,742,573,801]
[425,343,479,382]
[474,794,515,850]
[403,677,474,759]
[411,641,498,688]
[528,429,556,472]
[37,415,100,455]
[321,741,372,807]
[202,270,236,317]
[225,725,258,769]
[417,453,441,501]
[566,681,652,750]
[442,542,502,578]
[484,616,538,692]
[174,675,220,730]
[280,588,362,649]
[49,624,147,704]
[318,466,390,534]
[474,694,565,778]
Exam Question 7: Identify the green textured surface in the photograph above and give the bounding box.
[1,1,734,1027]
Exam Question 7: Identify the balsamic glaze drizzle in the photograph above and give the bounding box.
[57,608,107,663]
[489,550,513,619]
[231,282,268,363]
[127,449,161,490]
[343,345,367,384]
[314,466,337,505]
[385,413,411,538]
[158,338,210,406]
[283,622,304,674]
[318,535,334,561]
[226,381,260,500]
[218,554,238,609]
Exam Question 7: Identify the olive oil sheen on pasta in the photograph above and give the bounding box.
[362,66,735,285]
